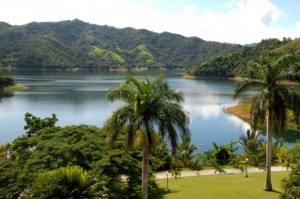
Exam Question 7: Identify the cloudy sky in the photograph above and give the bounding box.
[0,0,299,44]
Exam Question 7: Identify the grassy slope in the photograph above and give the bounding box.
[3,84,29,92]
[226,99,252,121]
[88,46,125,63]
[154,171,288,199]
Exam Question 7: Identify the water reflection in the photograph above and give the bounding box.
[185,104,223,119]
[0,70,254,151]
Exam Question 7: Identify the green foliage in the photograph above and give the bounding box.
[24,112,58,136]
[204,142,238,166]
[0,20,241,70]
[0,113,147,198]
[233,54,300,191]
[286,145,300,167]
[149,135,170,171]
[281,161,300,199]
[0,75,15,91]
[27,166,105,199]
[237,128,264,166]
[169,156,183,178]
[187,38,300,78]
[91,148,144,198]
[175,138,197,168]
[104,75,190,198]
[189,158,204,174]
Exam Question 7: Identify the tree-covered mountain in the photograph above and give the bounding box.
[187,38,300,78]
[0,19,242,70]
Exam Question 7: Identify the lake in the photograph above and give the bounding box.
[0,70,255,151]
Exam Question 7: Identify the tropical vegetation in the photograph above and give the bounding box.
[233,54,300,191]
[280,161,300,199]
[104,75,190,199]
[237,128,263,166]
[1,112,300,198]
[1,19,300,198]
[25,165,105,198]
[187,38,300,78]
[0,113,147,198]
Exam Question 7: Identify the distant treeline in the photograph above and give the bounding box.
[187,37,300,78]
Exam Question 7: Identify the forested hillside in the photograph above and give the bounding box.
[0,19,241,70]
[187,38,300,78]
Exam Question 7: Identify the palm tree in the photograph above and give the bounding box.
[233,55,300,191]
[237,127,263,166]
[104,75,190,199]
[178,138,197,168]
[28,166,104,198]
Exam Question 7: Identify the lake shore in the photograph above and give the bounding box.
[225,101,251,121]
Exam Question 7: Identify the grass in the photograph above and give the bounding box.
[226,100,252,122]
[152,171,288,199]
[3,84,29,92]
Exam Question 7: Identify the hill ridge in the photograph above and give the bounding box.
[0,19,242,70]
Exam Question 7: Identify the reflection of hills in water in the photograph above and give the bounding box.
[0,92,14,101]
[258,127,300,145]
[281,129,300,144]
[1,70,299,149]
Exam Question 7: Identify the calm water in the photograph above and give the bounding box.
[0,70,254,151]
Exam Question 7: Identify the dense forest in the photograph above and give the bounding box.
[187,37,300,78]
[0,19,241,70]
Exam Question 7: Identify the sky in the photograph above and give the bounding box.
[0,0,299,44]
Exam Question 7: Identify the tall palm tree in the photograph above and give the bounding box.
[233,55,300,191]
[104,75,190,199]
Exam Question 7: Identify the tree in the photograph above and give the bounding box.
[177,138,197,168]
[204,142,238,166]
[233,55,300,191]
[237,128,263,166]
[104,75,190,199]
[24,112,58,136]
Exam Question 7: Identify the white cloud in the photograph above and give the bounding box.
[227,114,251,132]
[169,0,293,44]
[0,0,298,44]
[184,104,222,119]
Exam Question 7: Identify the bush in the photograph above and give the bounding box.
[0,76,15,91]
[280,161,300,199]
[26,166,105,199]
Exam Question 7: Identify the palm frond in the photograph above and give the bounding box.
[251,90,268,129]
[233,79,264,99]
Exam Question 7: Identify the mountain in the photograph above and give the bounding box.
[0,19,242,70]
[187,37,300,78]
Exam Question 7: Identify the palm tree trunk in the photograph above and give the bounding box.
[264,109,272,191]
[142,139,149,199]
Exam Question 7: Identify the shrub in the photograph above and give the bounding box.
[280,161,300,199]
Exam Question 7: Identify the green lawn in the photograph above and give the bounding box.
[152,172,288,199]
